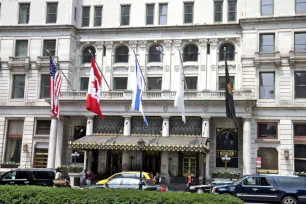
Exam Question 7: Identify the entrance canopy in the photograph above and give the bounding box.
[69,136,209,153]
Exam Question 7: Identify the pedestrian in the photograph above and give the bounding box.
[150,172,154,183]
[55,168,61,180]
[154,172,160,184]
[80,169,88,186]
[186,173,192,190]
[87,171,92,185]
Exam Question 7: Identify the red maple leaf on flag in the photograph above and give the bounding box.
[92,80,99,97]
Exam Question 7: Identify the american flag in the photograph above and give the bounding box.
[50,57,62,118]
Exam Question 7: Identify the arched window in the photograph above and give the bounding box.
[149,45,163,62]
[216,129,238,168]
[183,44,198,62]
[82,46,96,63]
[115,45,129,63]
[219,43,235,61]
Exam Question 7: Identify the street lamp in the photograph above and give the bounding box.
[137,138,145,190]
[221,154,231,170]
[71,151,80,166]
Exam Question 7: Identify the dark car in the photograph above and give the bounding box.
[84,177,168,192]
[212,175,306,204]
[0,168,55,186]
[189,180,234,194]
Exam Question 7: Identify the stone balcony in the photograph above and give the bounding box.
[36,56,58,69]
[8,56,30,70]
[254,51,281,68]
[289,51,306,65]
[60,89,253,101]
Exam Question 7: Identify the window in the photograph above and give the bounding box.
[257,147,279,173]
[259,72,275,99]
[294,124,306,172]
[19,4,30,24]
[32,171,55,180]
[2,171,16,180]
[115,46,129,63]
[185,77,197,90]
[113,77,128,90]
[295,71,306,98]
[5,120,24,163]
[121,5,130,26]
[148,45,163,62]
[43,40,56,56]
[219,76,234,90]
[40,74,50,99]
[242,177,272,186]
[294,124,306,137]
[80,77,89,91]
[184,3,194,24]
[94,6,102,26]
[82,46,96,63]
[183,44,198,62]
[219,43,235,61]
[15,40,28,57]
[296,0,306,13]
[146,4,154,25]
[257,122,277,139]
[159,4,167,25]
[295,33,306,51]
[261,0,273,16]
[12,75,25,99]
[74,7,76,21]
[228,0,237,21]
[216,129,238,168]
[46,2,58,23]
[260,34,275,53]
[207,44,210,54]
[108,178,122,185]
[82,7,90,27]
[36,120,51,135]
[148,77,162,90]
[214,1,223,22]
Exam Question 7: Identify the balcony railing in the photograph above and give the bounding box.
[36,56,58,69]
[60,90,253,101]
[8,56,30,70]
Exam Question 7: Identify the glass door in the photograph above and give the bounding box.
[183,157,196,176]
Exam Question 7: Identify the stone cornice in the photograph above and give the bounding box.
[240,15,306,24]
[0,24,77,32]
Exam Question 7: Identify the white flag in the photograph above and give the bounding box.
[174,51,186,123]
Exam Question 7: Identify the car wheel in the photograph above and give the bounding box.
[196,189,204,194]
[282,196,298,204]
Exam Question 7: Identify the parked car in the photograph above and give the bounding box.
[189,180,234,194]
[0,168,55,186]
[96,171,153,185]
[212,174,306,204]
[87,177,168,192]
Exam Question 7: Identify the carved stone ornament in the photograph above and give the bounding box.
[199,39,208,48]
[210,39,218,50]
[95,42,104,50]
[201,65,206,71]
[236,38,241,47]
[106,66,111,73]
[104,41,113,49]
[138,41,147,50]
[173,40,182,47]
[129,41,138,48]
[163,106,168,112]
[203,107,208,112]
[140,66,144,72]
[175,65,179,72]
[165,65,170,72]
[163,40,172,51]
[211,65,216,71]
[130,66,135,72]
[125,106,130,111]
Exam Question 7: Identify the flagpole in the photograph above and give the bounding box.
[88,50,111,90]
[132,50,149,90]
[178,51,188,90]
[46,50,73,89]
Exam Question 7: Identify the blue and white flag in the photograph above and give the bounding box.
[131,51,148,126]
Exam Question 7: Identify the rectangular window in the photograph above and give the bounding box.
[74,7,77,21]
[294,124,306,172]
[294,124,306,137]
[40,74,50,99]
[219,76,234,90]
[121,5,130,26]
[94,6,102,26]
[82,7,90,27]
[296,0,306,13]
[12,75,25,99]
[15,40,28,57]
[259,72,275,99]
[257,122,277,139]
[113,77,128,90]
[43,40,56,56]
[146,4,154,25]
[207,44,210,54]
[259,34,275,53]
[19,3,30,24]
[214,1,223,22]
[261,0,273,16]
[36,120,51,135]
[184,3,194,24]
[228,0,237,21]
[80,77,89,91]
[185,77,197,90]
[295,71,306,98]
[295,33,306,51]
[148,77,162,90]
[46,2,58,23]
[5,120,24,163]
[159,4,167,25]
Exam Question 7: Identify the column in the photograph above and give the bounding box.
[160,151,170,184]
[208,39,218,90]
[86,116,94,170]
[122,151,130,171]
[47,117,58,168]
[202,117,210,181]
[162,117,169,137]
[83,151,88,170]
[123,117,131,136]
[55,118,64,168]
[243,118,252,175]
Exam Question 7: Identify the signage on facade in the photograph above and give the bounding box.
[256,157,261,168]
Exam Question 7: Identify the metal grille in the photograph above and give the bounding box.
[131,116,162,136]
[258,147,278,171]
[94,116,124,135]
[170,117,201,136]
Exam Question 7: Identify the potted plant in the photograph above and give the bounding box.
[0,161,20,168]
[212,171,240,179]
[58,165,83,187]
[294,172,306,177]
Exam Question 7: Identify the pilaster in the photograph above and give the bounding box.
[47,117,58,168]
[55,117,64,168]
[202,117,210,181]
[162,117,170,137]
[123,116,131,136]
[243,118,252,175]
[160,151,170,184]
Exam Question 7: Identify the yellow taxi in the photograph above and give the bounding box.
[96,171,152,185]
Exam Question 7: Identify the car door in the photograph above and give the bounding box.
[0,171,17,185]
[15,171,29,185]
[239,176,259,201]
[255,176,280,202]
[106,178,123,189]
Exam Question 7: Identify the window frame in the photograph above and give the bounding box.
[80,77,89,91]
[18,3,30,24]
[259,72,275,100]
[261,0,274,16]
[94,6,103,27]
[46,2,58,24]
[185,76,198,90]
[296,0,306,14]
[148,44,163,62]
[5,120,24,163]
[11,74,26,100]
[183,44,199,62]
[257,122,278,140]
[159,3,168,25]
[294,123,306,141]
[294,32,306,52]
[214,0,223,23]
[228,0,237,22]
[120,5,131,26]
[219,43,235,61]
[82,6,90,27]
[184,2,194,24]
[15,40,29,57]
[40,74,50,99]
[147,77,162,90]
[146,4,155,25]
[82,46,96,64]
[35,120,51,135]
[114,45,129,63]
[259,33,275,53]
[113,77,128,90]
[294,71,306,99]
[219,76,235,90]
[43,39,56,56]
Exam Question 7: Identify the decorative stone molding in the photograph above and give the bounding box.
[165,65,170,72]
[138,41,147,50]
[201,65,206,71]
[105,66,111,73]
[288,50,306,65]
[36,56,58,70]
[235,38,241,48]
[8,57,31,70]
[163,106,168,112]
[175,65,179,72]
[163,40,172,51]
[199,39,208,48]
[254,51,281,68]
[129,41,138,48]
[95,42,104,50]
[130,66,135,72]
[211,65,216,71]
[173,40,182,48]
[104,41,113,49]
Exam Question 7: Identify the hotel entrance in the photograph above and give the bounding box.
[143,151,161,174]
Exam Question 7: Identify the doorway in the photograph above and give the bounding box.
[183,157,197,177]
[106,150,122,174]
[33,148,48,168]
[143,151,161,174]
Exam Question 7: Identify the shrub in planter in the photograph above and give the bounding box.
[212,171,240,179]
[58,165,83,173]
[0,161,19,168]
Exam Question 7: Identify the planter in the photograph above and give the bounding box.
[68,172,82,187]
[0,165,19,168]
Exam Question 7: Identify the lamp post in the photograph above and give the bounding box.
[71,151,80,166]
[221,154,231,170]
[137,138,145,190]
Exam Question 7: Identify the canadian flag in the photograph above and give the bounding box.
[86,56,104,119]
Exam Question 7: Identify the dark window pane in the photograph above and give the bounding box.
[183,44,198,62]
[295,144,306,158]
[149,45,163,62]
[294,124,306,136]
[114,77,128,90]
[146,5,154,25]
[277,177,306,188]
[148,77,162,90]
[12,75,25,99]
[214,2,223,22]
[19,4,30,24]
[295,158,306,172]
[80,77,89,91]
[219,43,235,61]
[260,34,275,53]
[296,0,306,13]
[94,7,102,26]
[40,74,50,99]
[15,40,28,57]
[82,46,96,63]
[207,44,210,54]
[184,3,193,23]
[216,130,238,168]
[36,120,51,135]
[46,3,57,23]
[259,72,275,99]
[32,171,55,180]
[5,138,22,162]
[82,7,90,27]
[185,77,197,90]
[295,72,306,98]
[219,76,234,90]
[121,6,130,25]
[43,40,56,56]
[159,4,167,25]
[295,33,306,51]
[258,123,277,139]
[115,46,129,63]
[228,1,237,21]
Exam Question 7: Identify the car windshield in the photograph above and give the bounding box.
[233,176,247,185]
